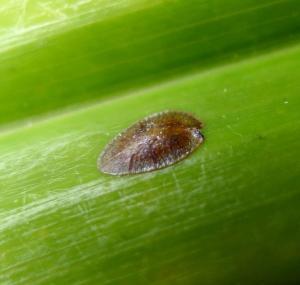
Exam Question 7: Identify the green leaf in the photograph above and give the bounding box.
[1,0,300,284]
[1,0,300,125]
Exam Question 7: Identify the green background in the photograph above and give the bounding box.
[0,0,300,284]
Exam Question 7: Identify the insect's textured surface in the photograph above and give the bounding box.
[99,111,204,175]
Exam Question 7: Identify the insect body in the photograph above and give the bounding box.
[98,111,204,175]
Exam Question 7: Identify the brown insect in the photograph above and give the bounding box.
[98,111,204,175]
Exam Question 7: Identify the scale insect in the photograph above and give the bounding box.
[98,111,204,175]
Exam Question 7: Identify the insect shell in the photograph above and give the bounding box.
[98,111,204,175]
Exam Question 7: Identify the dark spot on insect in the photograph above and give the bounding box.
[98,111,204,175]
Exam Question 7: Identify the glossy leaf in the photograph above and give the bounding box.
[0,1,300,285]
